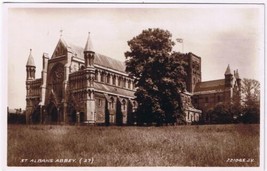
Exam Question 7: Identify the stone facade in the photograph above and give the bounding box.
[191,65,241,113]
[25,33,240,125]
[182,53,202,93]
[180,91,202,124]
[25,33,137,125]
[178,53,241,123]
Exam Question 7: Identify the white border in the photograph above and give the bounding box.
[1,1,265,171]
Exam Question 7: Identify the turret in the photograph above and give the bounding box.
[83,32,96,124]
[25,49,36,124]
[224,64,233,88]
[234,69,241,89]
[84,32,95,68]
[26,49,36,80]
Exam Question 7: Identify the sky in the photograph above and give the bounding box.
[6,4,264,109]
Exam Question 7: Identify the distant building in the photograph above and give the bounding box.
[177,53,241,123]
[178,53,202,124]
[191,65,241,113]
[7,107,24,115]
[7,107,25,124]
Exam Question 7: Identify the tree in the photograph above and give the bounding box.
[210,104,234,124]
[125,28,186,125]
[242,78,260,105]
[241,78,260,123]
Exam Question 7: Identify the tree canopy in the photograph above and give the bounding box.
[241,78,260,123]
[125,28,187,125]
[242,78,260,106]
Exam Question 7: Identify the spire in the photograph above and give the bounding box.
[224,64,232,75]
[84,32,94,52]
[26,49,35,67]
[235,69,240,79]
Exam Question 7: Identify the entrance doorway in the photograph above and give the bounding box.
[47,102,59,124]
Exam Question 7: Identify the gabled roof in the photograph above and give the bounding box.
[51,38,73,58]
[95,54,126,72]
[58,38,73,52]
[194,79,225,92]
[26,49,35,67]
[61,38,126,72]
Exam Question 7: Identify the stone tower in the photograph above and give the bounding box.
[83,32,96,124]
[25,49,36,124]
[26,49,36,80]
[224,64,234,88]
[183,52,202,93]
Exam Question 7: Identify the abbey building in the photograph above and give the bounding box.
[180,53,242,122]
[26,33,137,125]
[25,33,241,125]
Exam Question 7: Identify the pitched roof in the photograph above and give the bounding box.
[94,82,135,98]
[65,40,126,72]
[67,42,84,58]
[194,79,225,93]
[26,49,35,67]
[59,38,73,52]
[95,54,126,72]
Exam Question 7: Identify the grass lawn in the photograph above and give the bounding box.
[7,124,259,167]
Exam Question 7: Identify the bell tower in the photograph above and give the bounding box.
[26,49,36,80]
[84,32,96,124]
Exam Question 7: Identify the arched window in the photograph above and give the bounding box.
[110,97,114,109]
[101,72,105,82]
[123,78,126,88]
[107,74,110,84]
[128,80,131,89]
[118,77,121,87]
[95,70,98,81]
[122,99,126,111]
[112,75,116,85]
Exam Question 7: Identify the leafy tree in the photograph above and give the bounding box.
[204,79,260,124]
[125,28,186,126]
[242,78,260,105]
[210,104,233,124]
[241,78,260,123]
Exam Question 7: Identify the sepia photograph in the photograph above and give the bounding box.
[2,2,264,170]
